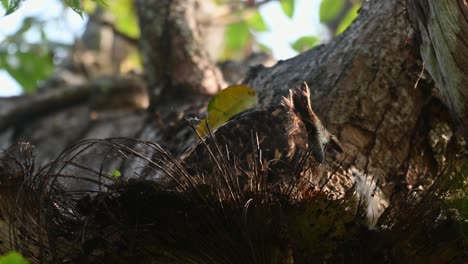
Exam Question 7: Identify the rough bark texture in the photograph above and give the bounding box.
[0,0,467,261]
[136,0,226,102]
[0,76,148,165]
[245,0,428,196]
[407,0,468,139]
[0,0,465,197]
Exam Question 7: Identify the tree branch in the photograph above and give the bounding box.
[136,0,226,105]
[0,76,147,134]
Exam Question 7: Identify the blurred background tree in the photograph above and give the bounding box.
[0,0,372,164]
[0,0,362,96]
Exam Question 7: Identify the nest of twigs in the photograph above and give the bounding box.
[0,136,466,263]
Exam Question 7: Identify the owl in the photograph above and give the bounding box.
[179,83,343,190]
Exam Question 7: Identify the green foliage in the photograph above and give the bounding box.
[14,15,33,34]
[82,0,106,13]
[91,0,106,6]
[0,17,56,93]
[291,36,319,53]
[336,3,361,34]
[0,50,54,93]
[223,21,250,59]
[3,0,21,15]
[0,0,358,95]
[63,0,110,18]
[106,0,140,38]
[257,42,272,53]
[319,0,345,23]
[0,252,29,264]
[63,0,139,39]
[280,0,295,18]
[83,0,138,38]
[222,9,270,59]
[247,10,268,32]
[112,169,122,178]
[64,0,82,17]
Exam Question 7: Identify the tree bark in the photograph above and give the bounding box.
[407,0,468,139]
[0,0,467,262]
[0,0,465,196]
[136,0,226,104]
[245,0,429,196]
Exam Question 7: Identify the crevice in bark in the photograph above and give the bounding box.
[400,84,434,177]
[363,108,390,176]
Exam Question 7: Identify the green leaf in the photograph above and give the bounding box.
[291,36,319,53]
[335,3,361,35]
[0,50,54,93]
[197,85,258,138]
[2,0,9,9]
[92,0,107,5]
[84,0,107,13]
[112,170,122,178]
[319,0,345,23]
[106,0,140,38]
[64,0,83,18]
[257,42,272,53]
[280,0,295,18]
[83,1,97,13]
[15,16,33,35]
[0,251,29,264]
[247,10,268,32]
[223,21,250,59]
[4,0,22,16]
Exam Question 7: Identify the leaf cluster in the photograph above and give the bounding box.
[0,15,58,93]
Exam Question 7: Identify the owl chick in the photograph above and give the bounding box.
[180,83,343,186]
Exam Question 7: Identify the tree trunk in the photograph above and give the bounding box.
[246,0,429,197]
[136,0,226,103]
[1,0,467,262]
[407,0,468,139]
[0,0,465,210]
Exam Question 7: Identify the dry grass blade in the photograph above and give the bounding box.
[0,135,465,263]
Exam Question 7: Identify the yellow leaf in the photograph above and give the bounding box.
[120,48,143,73]
[196,85,258,138]
[106,0,140,38]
